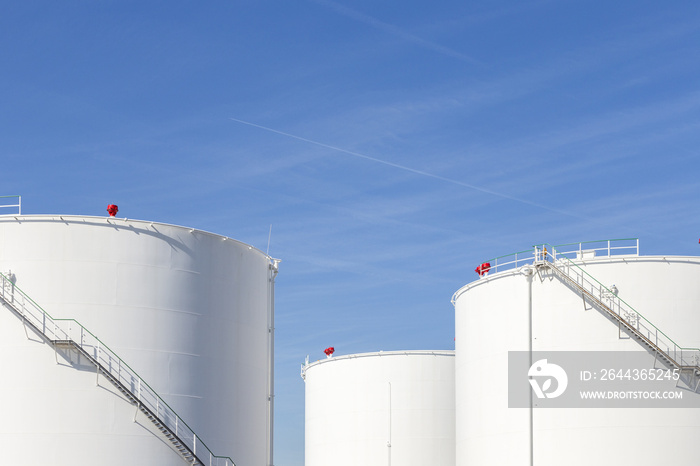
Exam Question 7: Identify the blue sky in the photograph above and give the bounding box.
[3,1,700,464]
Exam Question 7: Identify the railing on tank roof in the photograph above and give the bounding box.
[547,238,639,260]
[0,271,236,466]
[478,238,639,276]
[539,243,700,374]
[0,195,21,215]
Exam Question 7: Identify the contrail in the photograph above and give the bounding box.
[310,0,479,65]
[229,117,589,220]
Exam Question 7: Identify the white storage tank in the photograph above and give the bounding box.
[302,350,455,466]
[452,240,700,466]
[0,214,278,466]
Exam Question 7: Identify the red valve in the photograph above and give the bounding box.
[324,347,335,357]
[107,204,119,217]
[475,262,491,276]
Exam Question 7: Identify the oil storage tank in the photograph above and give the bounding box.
[0,214,278,466]
[452,240,700,466]
[302,350,455,466]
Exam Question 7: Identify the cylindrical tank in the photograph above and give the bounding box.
[453,246,700,466]
[302,350,455,466]
[0,215,277,466]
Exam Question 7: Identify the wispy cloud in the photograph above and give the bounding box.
[309,0,480,64]
[229,117,592,221]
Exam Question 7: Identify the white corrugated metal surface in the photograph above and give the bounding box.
[0,215,275,466]
[303,350,455,466]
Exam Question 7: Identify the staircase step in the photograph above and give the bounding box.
[547,261,696,375]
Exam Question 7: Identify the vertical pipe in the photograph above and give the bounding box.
[267,260,279,466]
[528,272,534,466]
[388,382,392,466]
[520,266,535,466]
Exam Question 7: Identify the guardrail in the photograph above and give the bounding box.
[0,272,236,466]
[0,195,21,215]
[478,238,639,276]
[546,238,639,261]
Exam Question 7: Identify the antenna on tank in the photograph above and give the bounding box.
[267,224,273,256]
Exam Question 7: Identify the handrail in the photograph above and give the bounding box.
[476,238,639,276]
[549,238,639,261]
[0,272,236,466]
[0,195,21,215]
[540,243,700,371]
[551,238,639,248]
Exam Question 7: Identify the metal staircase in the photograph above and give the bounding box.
[453,239,700,386]
[0,272,236,466]
[535,243,700,378]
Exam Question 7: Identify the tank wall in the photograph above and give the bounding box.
[454,256,700,466]
[304,351,455,466]
[454,271,531,466]
[0,216,273,466]
[0,309,184,464]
